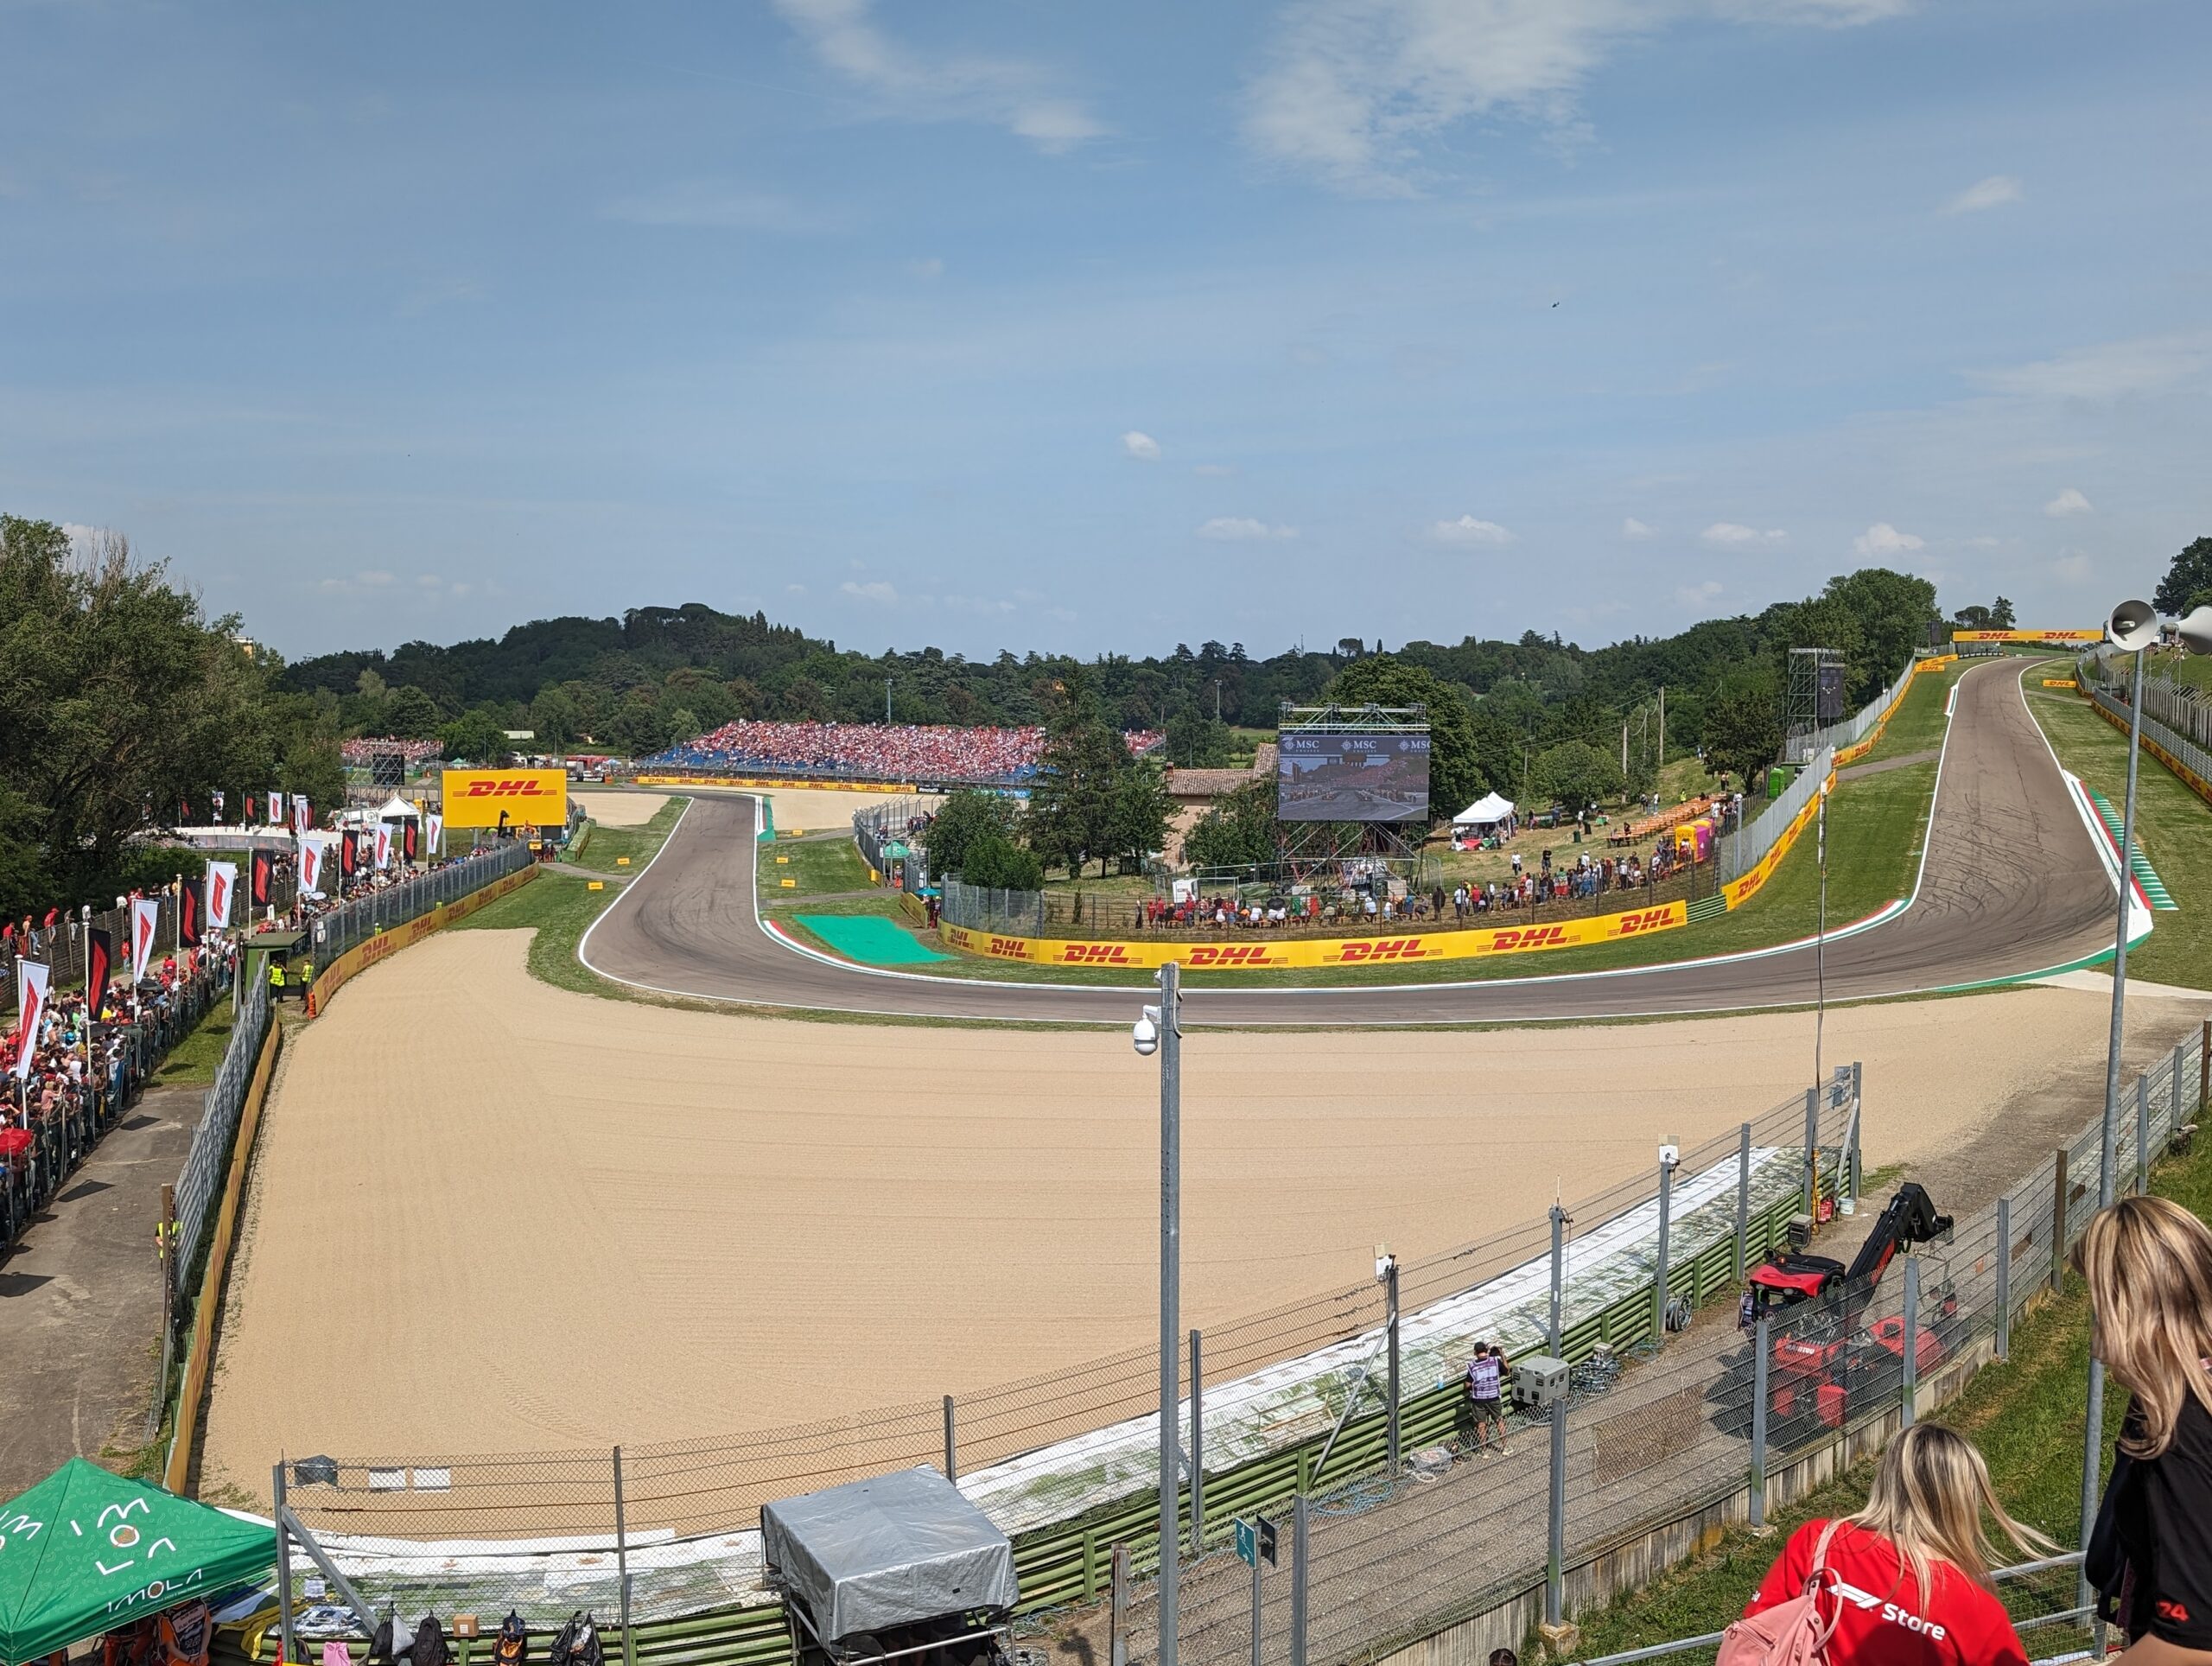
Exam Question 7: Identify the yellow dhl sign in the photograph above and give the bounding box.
[440,768,569,828]
[2043,678,2078,689]
[1951,629,2102,643]
[938,900,1690,970]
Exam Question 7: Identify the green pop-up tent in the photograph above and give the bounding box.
[0,1459,276,1664]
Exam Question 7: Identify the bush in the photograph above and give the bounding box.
[961,832,1044,890]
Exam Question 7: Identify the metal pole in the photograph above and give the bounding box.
[1250,1547,1262,1666]
[1901,1259,1921,1428]
[1545,1389,1566,1626]
[2138,1077,2151,1195]
[1847,1062,1864,1208]
[1654,1151,1677,1344]
[1289,1494,1308,1666]
[1548,1205,1566,1357]
[1159,961,1182,1666]
[1995,1196,2012,1360]
[1734,1122,1751,1281]
[2176,1044,2189,1157]
[274,1462,296,1666]
[1383,1259,1401,1475]
[147,1183,176,1440]
[944,1395,957,1481]
[1803,1086,1821,1218]
[1750,1317,1770,1529]
[613,1447,635,1666]
[2052,1148,2069,1296]
[1189,1329,1205,1554]
[1110,1544,1129,1666]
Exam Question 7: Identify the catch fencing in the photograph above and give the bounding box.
[852,798,936,892]
[1789,656,1917,766]
[1714,745,1829,888]
[2082,654,2212,790]
[296,839,537,970]
[0,869,296,1017]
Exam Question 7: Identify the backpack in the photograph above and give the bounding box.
[411,1617,451,1666]
[494,1613,528,1666]
[548,1614,601,1666]
[1716,1522,1843,1666]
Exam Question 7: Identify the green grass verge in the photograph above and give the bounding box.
[1854,661,1963,765]
[1560,1129,2212,1660]
[150,990,238,1087]
[911,755,1938,989]
[2025,687,2212,989]
[761,835,874,899]
[567,798,689,871]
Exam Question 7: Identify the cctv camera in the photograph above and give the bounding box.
[1132,1014,1160,1057]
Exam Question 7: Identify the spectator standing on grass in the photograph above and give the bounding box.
[2078,1196,2212,1663]
[1465,1344,1506,1455]
[1735,1424,2047,1666]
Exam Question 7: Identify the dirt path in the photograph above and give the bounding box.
[198,929,2185,1504]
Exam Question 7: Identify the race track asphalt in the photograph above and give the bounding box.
[577,658,2117,1027]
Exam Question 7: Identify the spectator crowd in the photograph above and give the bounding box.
[649,720,1162,785]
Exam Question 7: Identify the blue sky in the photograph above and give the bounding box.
[3,0,2207,660]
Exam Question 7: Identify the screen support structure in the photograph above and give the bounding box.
[1783,647,1846,767]
[1274,703,1432,883]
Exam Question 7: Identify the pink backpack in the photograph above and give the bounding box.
[1716,1522,1844,1666]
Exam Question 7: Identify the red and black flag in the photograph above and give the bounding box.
[251,848,274,908]
[243,793,257,823]
[179,880,201,948]
[85,926,113,1000]
[340,830,358,878]
[403,818,420,862]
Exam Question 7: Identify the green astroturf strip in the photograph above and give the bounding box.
[797,912,948,963]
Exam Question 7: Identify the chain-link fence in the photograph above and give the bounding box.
[296,839,536,969]
[2082,655,2212,787]
[1715,746,1830,888]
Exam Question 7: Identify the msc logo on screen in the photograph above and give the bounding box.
[1618,907,1674,934]
[1060,944,1135,963]
[462,779,554,798]
[1187,945,1278,967]
[1490,925,1568,951]
[1336,938,1428,963]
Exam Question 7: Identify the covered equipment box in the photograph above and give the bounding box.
[761,1466,1018,1658]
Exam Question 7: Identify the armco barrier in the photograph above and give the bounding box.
[306,860,537,1017]
[2083,684,2212,807]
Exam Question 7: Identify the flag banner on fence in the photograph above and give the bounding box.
[340,830,358,878]
[11,958,49,1079]
[293,794,311,835]
[179,878,201,948]
[207,861,237,929]
[130,898,160,973]
[242,793,256,824]
[403,817,419,863]
[212,789,225,822]
[84,927,112,1005]
[426,812,442,856]
[251,848,273,909]
[298,834,327,898]
[269,790,284,827]
[373,823,392,869]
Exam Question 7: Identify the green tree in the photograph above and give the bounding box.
[1109,758,1175,870]
[2155,536,2212,616]
[531,686,582,753]
[1320,655,1484,819]
[1027,719,1130,878]
[1163,703,1232,767]
[1532,741,1624,817]
[1183,779,1277,869]
[921,789,1018,879]
[440,709,509,764]
[961,831,1044,890]
[1702,677,1783,792]
[385,684,443,738]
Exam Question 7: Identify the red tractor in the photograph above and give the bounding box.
[1747,1183,1957,1432]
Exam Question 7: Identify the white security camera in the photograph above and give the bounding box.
[1132,1014,1160,1056]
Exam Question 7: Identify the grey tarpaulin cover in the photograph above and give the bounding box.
[760,1466,1018,1643]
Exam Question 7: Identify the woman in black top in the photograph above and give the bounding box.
[2078,1195,2212,1663]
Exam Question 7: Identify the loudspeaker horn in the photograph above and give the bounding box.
[2107,599,2160,652]
[2177,605,2212,658]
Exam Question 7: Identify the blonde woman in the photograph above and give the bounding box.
[1742,1424,2048,1665]
[2079,1195,2212,1663]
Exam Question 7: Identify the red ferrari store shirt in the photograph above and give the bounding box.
[1745,1522,2028,1666]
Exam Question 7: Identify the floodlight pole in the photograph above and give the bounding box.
[2081,644,2147,1597]
[1157,962,1183,1666]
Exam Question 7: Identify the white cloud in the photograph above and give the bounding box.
[1973,331,2212,403]
[1700,522,1786,547]
[772,0,1102,154]
[1240,0,1907,194]
[1853,522,1924,556]
[1122,430,1161,461]
[840,579,900,603]
[1198,517,1299,541]
[1675,579,1724,606]
[1942,175,2024,215]
[1621,517,1653,539]
[1428,514,1516,546]
[2043,487,2094,518]
[605,182,843,233]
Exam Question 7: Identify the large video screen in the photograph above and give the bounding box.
[1277,732,1431,823]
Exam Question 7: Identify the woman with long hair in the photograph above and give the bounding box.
[1738,1423,2048,1665]
[2079,1194,2212,1662]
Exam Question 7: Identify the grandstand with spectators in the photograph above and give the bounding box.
[645,720,1163,786]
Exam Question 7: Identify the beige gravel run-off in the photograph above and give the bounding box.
[201,910,2171,1499]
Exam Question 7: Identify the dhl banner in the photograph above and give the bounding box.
[2083,694,2212,809]
[1723,785,1822,909]
[1951,629,2101,643]
[2044,678,2078,690]
[441,767,569,828]
[939,900,1689,970]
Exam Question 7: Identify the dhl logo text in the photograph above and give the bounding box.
[988,936,1030,958]
[1488,925,1567,951]
[1617,907,1674,934]
[462,779,553,797]
[1336,938,1428,962]
[1187,945,1279,967]
[1060,944,1135,963]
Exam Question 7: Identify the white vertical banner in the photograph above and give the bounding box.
[292,795,312,835]
[207,862,238,929]
[269,790,286,828]
[373,824,393,869]
[426,813,443,857]
[298,834,327,898]
[11,959,49,1078]
[130,898,162,973]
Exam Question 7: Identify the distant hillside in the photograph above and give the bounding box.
[278,568,1967,782]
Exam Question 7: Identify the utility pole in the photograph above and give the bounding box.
[1657,685,1666,767]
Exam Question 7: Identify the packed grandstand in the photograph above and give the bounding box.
[645,718,1164,785]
